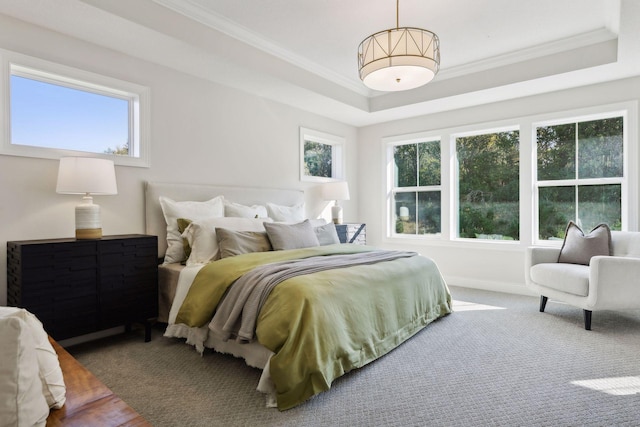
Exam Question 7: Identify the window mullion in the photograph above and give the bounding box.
[416,188,420,235]
[575,122,580,223]
[538,177,623,187]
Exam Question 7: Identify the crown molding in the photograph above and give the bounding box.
[152,0,371,96]
[154,0,618,100]
[434,28,617,82]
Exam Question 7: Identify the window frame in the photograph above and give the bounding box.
[532,109,631,244]
[452,125,521,243]
[0,49,150,167]
[385,132,444,240]
[299,127,345,182]
[386,135,444,239]
[382,101,638,248]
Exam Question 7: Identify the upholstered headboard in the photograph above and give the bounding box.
[144,182,305,258]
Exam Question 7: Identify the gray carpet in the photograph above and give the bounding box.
[68,286,640,426]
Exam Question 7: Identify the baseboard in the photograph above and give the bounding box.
[445,276,536,297]
[58,326,125,347]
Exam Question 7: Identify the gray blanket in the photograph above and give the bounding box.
[208,250,417,343]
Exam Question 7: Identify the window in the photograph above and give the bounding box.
[1,50,150,167]
[535,114,624,240]
[389,139,441,236]
[300,127,344,182]
[384,102,636,246]
[455,128,520,240]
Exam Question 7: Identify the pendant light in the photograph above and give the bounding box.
[358,0,440,91]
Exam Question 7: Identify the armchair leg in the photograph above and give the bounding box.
[539,296,548,312]
[584,310,592,330]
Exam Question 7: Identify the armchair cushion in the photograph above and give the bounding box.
[530,263,589,296]
[558,222,611,265]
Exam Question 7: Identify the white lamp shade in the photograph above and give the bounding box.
[358,27,440,92]
[322,181,350,201]
[322,181,350,225]
[56,157,118,195]
[362,64,436,92]
[56,157,117,239]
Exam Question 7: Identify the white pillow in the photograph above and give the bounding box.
[224,201,268,219]
[0,307,66,410]
[159,196,225,264]
[266,202,305,222]
[0,316,50,427]
[182,217,273,265]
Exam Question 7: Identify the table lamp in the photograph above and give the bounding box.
[322,181,350,224]
[56,157,118,239]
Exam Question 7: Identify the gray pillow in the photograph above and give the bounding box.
[264,220,320,251]
[314,222,340,246]
[215,228,272,259]
[558,221,611,265]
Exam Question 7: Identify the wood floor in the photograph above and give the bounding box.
[46,337,150,427]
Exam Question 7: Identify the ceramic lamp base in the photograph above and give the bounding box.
[75,196,102,240]
[76,228,102,239]
[331,204,343,224]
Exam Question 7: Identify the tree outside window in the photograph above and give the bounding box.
[385,105,633,244]
[303,141,332,178]
[456,129,520,240]
[300,127,344,182]
[392,140,441,235]
[536,116,623,240]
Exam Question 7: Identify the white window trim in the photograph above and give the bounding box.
[299,127,345,182]
[381,101,638,250]
[531,104,636,244]
[452,125,521,243]
[385,134,443,239]
[0,49,150,167]
[384,131,445,240]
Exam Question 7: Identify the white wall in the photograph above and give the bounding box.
[2,12,639,307]
[357,76,640,295]
[0,14,358,305]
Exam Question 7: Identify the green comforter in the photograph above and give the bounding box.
[174,244,452,410]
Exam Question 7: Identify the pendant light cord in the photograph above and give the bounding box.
[396,0,399,29]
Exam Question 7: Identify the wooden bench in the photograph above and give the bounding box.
[46,337,151,427]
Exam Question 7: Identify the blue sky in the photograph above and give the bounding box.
[10,75,129,154]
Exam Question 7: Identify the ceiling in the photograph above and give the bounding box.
[165,0,618,90]
[1,0,639,126]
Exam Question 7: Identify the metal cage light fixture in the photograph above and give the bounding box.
[358,0,440,91]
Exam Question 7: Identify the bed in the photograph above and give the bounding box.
[144,181,452,410]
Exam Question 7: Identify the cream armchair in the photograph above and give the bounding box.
[525,231,640,330]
